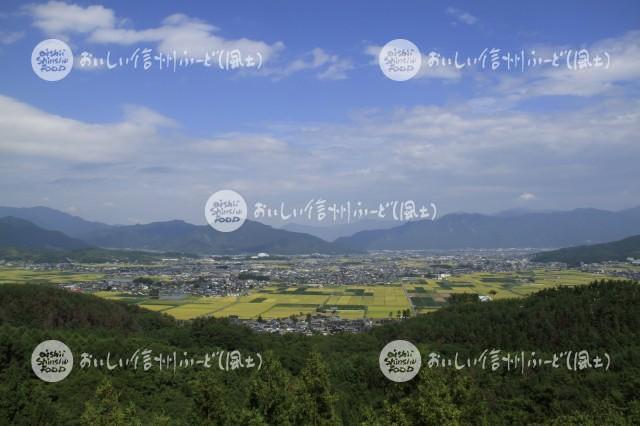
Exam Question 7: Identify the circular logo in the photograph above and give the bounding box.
[31,340,74,382]
[378,39,422,81]
[379,339,421,382]
[31,39,74,81]
[205,189,248,232]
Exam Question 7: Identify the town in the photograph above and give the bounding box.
[4,249,636,335]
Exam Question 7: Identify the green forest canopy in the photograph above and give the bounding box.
[0,280,639,425]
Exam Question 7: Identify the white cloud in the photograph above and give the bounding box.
[519,192,537,201]
[0,30,24,45]
[89,13,284,60]
[263,48,353,80]
[26,2,284,63]
[194,134,290,155]
[495,30,640,98]
[122,105,178,128]
[25,2,353,81]
[0,95,171,162]
[417,55,462,80]
[365,31,639,96]
[317,58,353,80]
[446,7,478,26]
[27,1,115,35]
[2,93,640,222]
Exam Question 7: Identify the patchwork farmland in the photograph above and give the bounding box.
[132,285,412,320]
[91,269,617,320]
[0,266,617,320]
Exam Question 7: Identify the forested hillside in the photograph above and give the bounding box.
[533,235,640,266]
[1,281,639,425]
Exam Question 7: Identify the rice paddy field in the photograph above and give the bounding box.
[0,266,621,320]
[121,286,413,321]
[96,270,620,320]
[407,269,620,314]
[0,267,103,285]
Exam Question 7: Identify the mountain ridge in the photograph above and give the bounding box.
[336,206,640,250]
[533,234,640,265]
[0,206,113,238]
[3,205,640,253]
[81,219,357,255]
[0,216,90,250]
[0,206,358,255]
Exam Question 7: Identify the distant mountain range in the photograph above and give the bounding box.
[0,206,113,238]
[2,205,640,254]
[0,207,357,255]
[275,209,559,242]
[533,234,640,266]
[80,219,356,255]
[335,207,640,250]
[0,216,200,263]
[0,216,89,250]
[281,219,400,242]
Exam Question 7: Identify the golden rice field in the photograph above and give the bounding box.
[0,267,103,285]
[124,285,412,321]
[0,266,619,321]
[407,269,620,314]
[122,270,618,320]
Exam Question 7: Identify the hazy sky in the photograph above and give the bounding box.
[1,0,639,226]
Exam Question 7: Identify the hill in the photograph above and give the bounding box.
[281,219,400,241]
[0,217,199,263]
[0,246,198,264]
[0,280,639,424]
[0,206,113,238]
[533,234,640,266]
[336,206,640,250]
[0,217,89,250]
[0,206,358,255]
[0,284,174,332]
[82,219,358,255]
[6,204,640,253]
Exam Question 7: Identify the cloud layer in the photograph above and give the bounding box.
[1,91,638,224]
[26,1,352,80]
[4,2,639,224]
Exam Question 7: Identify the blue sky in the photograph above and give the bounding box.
[0,0,639,225]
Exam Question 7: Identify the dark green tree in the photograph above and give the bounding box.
[80,379,140,426]
[248,351,295,425]
[402,368,461,425]
[188,371,234,425]
[294,351,339,426]
[0,364,58,425]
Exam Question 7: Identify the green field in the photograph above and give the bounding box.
[0,267,103,285]
[115,270,619,320]
[408,269,621,314]
[97,285,412,320]
[0,266,620,320]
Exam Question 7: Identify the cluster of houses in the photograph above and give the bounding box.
[232,314,376,335]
